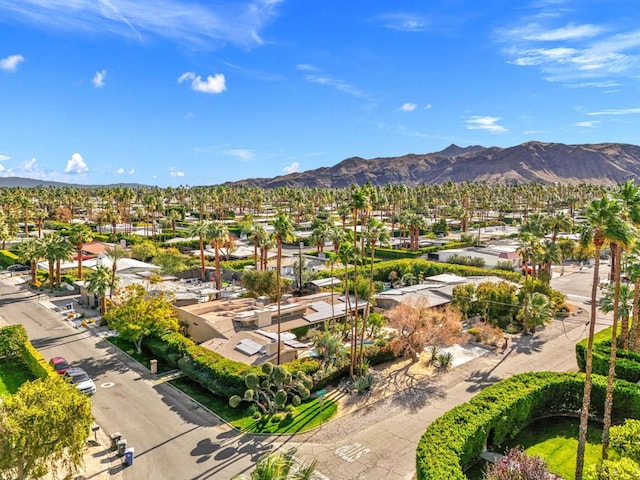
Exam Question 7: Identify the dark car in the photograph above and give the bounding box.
[64,367,97,396]
[49,356,71,375]
[7,264,29,272]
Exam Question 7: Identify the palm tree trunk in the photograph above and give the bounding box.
[276,240,282,365]
[602,243,622,458]
[575,246,602,480]
[631,279,640,351]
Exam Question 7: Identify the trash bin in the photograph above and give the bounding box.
[124,447,135,466]
[117,439,127,457]
[109,432,122,451]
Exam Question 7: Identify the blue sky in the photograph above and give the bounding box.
[1,0,640,187]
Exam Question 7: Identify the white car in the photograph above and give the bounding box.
[64,367,97,396]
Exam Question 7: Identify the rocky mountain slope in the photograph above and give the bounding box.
[227,141,640,188]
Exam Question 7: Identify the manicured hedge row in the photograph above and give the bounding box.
[146,331,396,399]
[416,371,640,480]
[0,249,19,267]
[370,259,523,284]
[576,327,640,383]
[0,324,55,379]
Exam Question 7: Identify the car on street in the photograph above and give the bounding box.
[64,367,97,396]
[49,356,71,375]
[7,264,30,272]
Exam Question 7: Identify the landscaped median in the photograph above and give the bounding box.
[415,371,640,480]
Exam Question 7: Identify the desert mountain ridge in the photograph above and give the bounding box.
[1,141,639,189]
[225,141,640,188]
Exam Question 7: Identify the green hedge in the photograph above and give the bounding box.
[370,259,522,284]
[0,249,19,267]
[416,371,640,480]
[0,324,55,379]
[576,327,640,383]
[145,331,396,400]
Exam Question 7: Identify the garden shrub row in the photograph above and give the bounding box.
[416,371,640,480]
[371,242,472,260]
[576,327,640,383]
[0,249,19,267]
[145,331,396,399]
[0,324,55,379]
[368,259,522,284]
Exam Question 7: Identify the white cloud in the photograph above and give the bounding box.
[0,154,10,161]
[0,54,24,72]
[64,153,89,174]
[282,162,299,174]
[22,158,38,171]
[303,72,370,101]
[92,69,107,88]
[512,23,604,42]
[377,13,431,32]
[295,64,316,71]
[464,116,508,133]
[169,168,185,177]
[587,108,640,116]
[424,103,432,110]
[574,120,600,127]
[0,0,282,49]
[400,102,417,112]
[225,149,254,161]
[116,167,125,175]
[128,168,135,175]
[497,9,640,83]
[178,71,226,94]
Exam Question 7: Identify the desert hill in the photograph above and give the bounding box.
[226,141,640,188]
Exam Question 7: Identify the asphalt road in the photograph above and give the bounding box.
[0,264,610,480]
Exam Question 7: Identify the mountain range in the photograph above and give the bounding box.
[2,141,640,189]
[225,141,640,188]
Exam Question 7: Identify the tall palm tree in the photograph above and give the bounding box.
[208,220,229,292]
[86,265,113,314]
[105,245,128,300]
[189,220,211,281]
[38,232,72,289]
[67,223,94,279]
[273,212,295,365]
[15,238,41,285]
[601,219,636,459]
[359,218,390,368]
[575,194,624,479]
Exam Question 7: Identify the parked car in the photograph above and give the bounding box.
[7,264,29,272]
[49,356,71,375]
[64,367,97,396]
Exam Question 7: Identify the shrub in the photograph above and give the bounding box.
[415,372,640,480]
[576,327,640,383]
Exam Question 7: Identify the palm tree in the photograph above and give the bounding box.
[544,212,574,243]
[359,218,390,368]
[208,220,229,292]
[15,238,41,285]
[67,223,94,279]
[273,212,295,365]
[234,447,317,480]
[600,218,636,459]
[575,194,624,479]
[189,220,211,281]
[105,245,128,300]
[38,232,72,289]
[86,265,113,314]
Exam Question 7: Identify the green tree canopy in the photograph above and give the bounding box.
[103,284,180,354]
[0,376,93,480]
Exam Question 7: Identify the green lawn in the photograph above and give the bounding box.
[0,358,36,397]
[107,337,173,374]
[109,337,338,433]
[170,376,337,434]
[465,417,603,480]
[503,416,603,480]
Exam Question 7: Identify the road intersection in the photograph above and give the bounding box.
[0,264,609,479]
